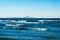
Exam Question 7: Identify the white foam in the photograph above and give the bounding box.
[29,28,48,31]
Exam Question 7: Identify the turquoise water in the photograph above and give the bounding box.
[0,24,60,40]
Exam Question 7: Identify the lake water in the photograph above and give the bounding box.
[0,23,60,40]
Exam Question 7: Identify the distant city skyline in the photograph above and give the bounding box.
[0,0,60,18]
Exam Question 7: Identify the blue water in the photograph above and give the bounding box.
[0,24,60,40]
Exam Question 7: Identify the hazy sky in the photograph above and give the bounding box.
[0,0,60,18]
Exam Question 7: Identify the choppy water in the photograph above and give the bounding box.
[0,24,60,40]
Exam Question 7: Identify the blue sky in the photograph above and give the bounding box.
[0,0,60,18]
